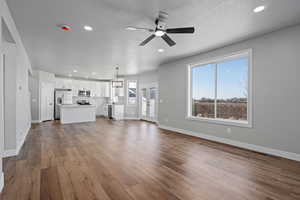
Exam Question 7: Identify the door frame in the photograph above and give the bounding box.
[0,46,4,168]
[139,82,158,123]
[40,81,54,121]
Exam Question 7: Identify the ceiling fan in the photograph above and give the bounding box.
[126,11,195,47]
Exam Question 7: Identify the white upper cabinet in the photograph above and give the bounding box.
[55,78,64,89]
[102,82,110,97]
[55,78,73,89]
[55,77,111,98]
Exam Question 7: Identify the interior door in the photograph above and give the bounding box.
[41,82,54,121]
[140,86,157,122]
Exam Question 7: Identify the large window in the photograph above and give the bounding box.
[127,80,137,105]
[187,50,252,127]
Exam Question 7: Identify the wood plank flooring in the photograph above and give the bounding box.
[1,117,300,200]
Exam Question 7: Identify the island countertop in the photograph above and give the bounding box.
[59,104,96,108]
[59,104,96,124]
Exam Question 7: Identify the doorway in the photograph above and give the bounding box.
[140,84,158,122]
[40,82,54,121]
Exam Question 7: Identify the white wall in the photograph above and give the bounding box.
[0,17,4,192]
[3,42,17,151]
[139,70,158,86]
[0,0,32,190]
[159,24,300,159]
[29,71,39,121]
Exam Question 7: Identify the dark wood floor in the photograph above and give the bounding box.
[1,117,300,200]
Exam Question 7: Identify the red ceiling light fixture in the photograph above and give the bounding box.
[58,24,71,31]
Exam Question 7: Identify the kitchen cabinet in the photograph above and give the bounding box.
[101,82,110,97]
[112,104,124,120]
[55,78,110,98]
[55,78,73,90]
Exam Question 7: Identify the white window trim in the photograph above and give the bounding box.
[186,49,253,128]
[127,80,138,105]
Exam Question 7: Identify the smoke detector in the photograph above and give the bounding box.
[58,24,71,31]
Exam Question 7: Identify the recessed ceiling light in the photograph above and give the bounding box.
[126,26,137,31]
[253,5,265,13]
[158,49,164,53]
[73,69,78,73]
[84,25,93,31]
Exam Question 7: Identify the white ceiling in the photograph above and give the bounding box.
[6,0,300,79]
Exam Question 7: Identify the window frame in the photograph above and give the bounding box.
[186,49,253,128]
[127,80,138,105]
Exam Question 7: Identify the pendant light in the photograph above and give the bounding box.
[112,67,123,88]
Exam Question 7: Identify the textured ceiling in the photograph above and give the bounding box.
[6,0,300,79]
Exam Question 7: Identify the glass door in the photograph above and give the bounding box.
[140,87,157,122]
[141,88,148,120]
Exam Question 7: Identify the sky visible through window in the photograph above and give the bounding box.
[192,57,248,100]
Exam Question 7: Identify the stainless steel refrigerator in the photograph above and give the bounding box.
[54,88,72,120]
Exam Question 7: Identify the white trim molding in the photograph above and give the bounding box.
[31,120,41,124]
[158,124,300,162]
[3,149,16,158]
[0,172,4,193]
[124,117,140,120]
[16,125,30,155]
[3,125,30,158]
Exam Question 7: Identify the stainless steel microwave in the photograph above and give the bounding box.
[78,90,91,97]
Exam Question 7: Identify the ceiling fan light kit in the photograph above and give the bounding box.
[126,11,195,47]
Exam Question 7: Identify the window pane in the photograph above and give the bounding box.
[191,64,215,118]
[217,57,248,121]
[149,88,156,118]
[128,81,137,104]
[141,89,147,116]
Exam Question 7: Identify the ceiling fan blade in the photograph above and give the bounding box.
[139,34,156,46]
[161,34,176,47]
[166,27,195,34]
[126,26,154,32]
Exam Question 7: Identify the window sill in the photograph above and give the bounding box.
[185,116,252,128]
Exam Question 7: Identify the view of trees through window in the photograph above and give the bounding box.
[191,55,248,122]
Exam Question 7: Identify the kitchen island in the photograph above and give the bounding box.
[60,104,96,124]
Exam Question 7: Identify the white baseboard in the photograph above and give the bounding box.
[16,125,30,155]
[159,124,300,162]
[31,120,41,124]
[3,149,17,158]
[0,172,4,193]
[3,125,30,158]
[124,117,140,120]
